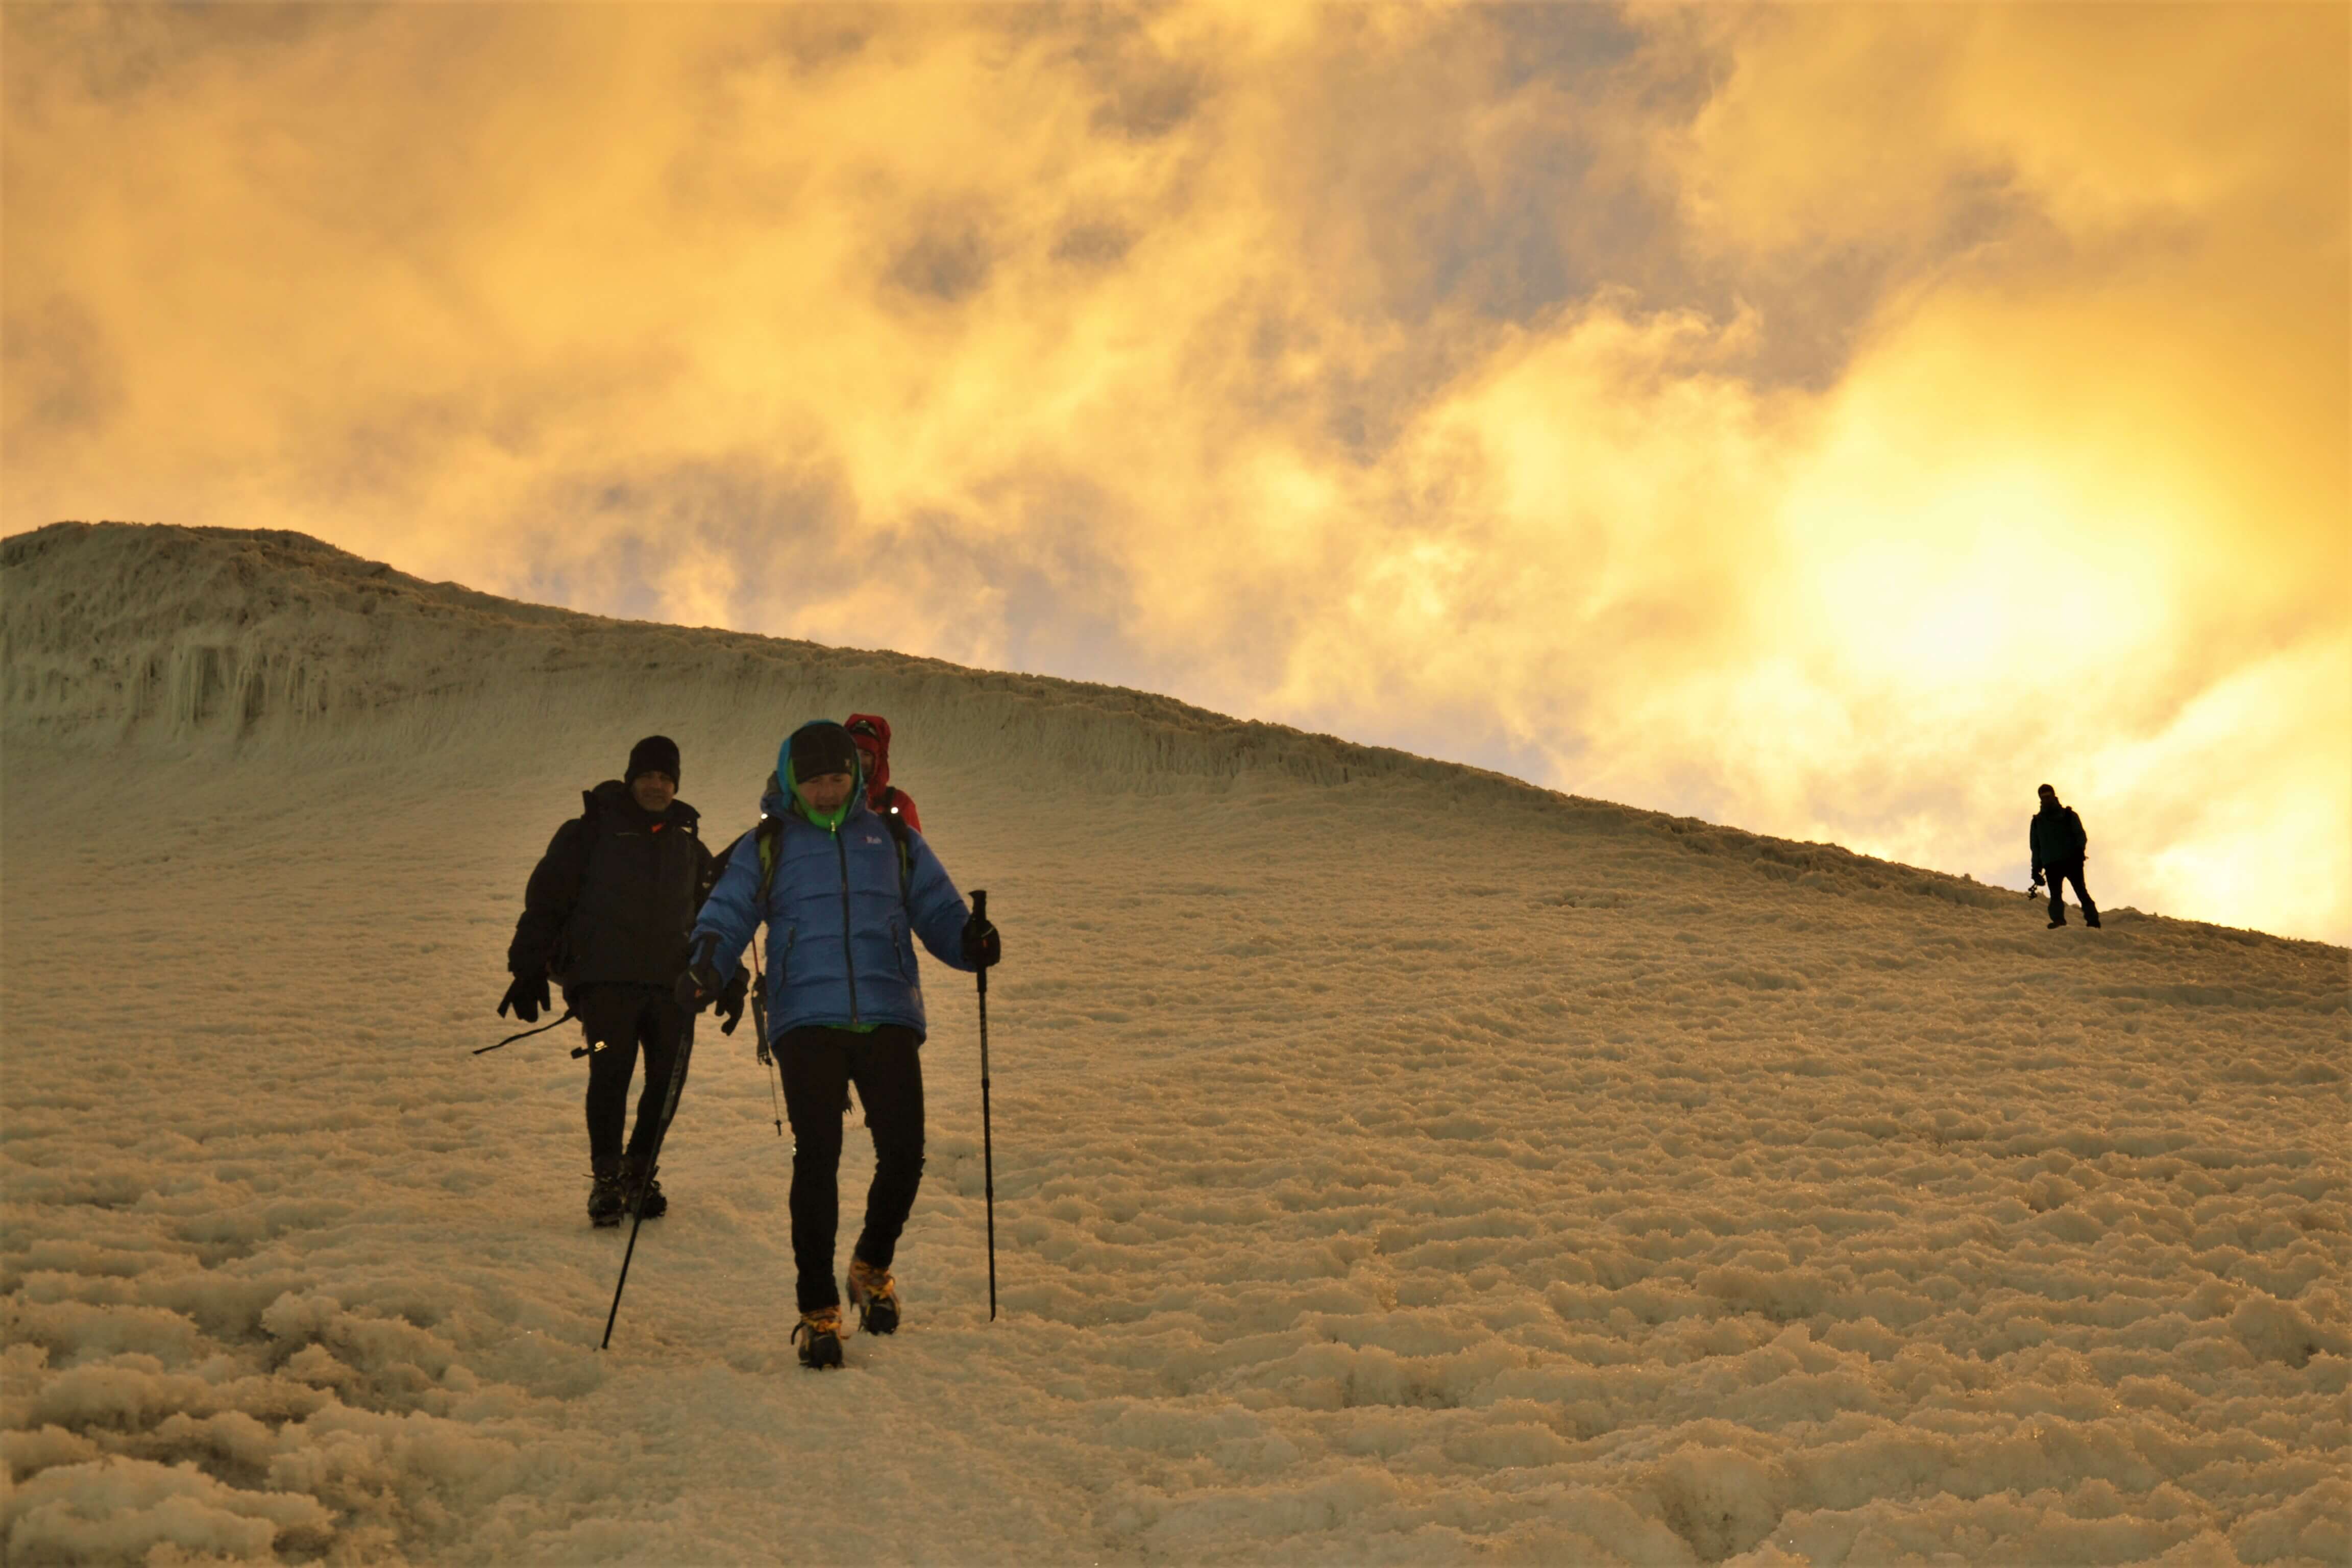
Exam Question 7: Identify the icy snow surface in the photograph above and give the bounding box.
[3,523,2346,1566]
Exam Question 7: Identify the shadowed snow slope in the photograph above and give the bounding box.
[3,522,2346,1567]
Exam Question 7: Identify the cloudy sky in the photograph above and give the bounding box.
[6,3,2345,943]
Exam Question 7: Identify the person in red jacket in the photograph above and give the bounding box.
[845,713,921,832]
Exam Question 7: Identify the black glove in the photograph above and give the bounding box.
[961,913,1000,969]
[500,972,550,1023]
[674,932,725,1014]
[717,968,749,1036]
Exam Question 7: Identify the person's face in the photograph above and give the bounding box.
[799,771,854,812]
[2038,789,2056,809]
[632,772,677,813]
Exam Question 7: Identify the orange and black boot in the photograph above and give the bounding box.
[847,1256,900,1335]
[794,1307,845,1369]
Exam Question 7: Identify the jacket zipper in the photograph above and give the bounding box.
[833,822,860,1024]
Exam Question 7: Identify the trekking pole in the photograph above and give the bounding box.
[601,1015,696,1351]
[474,1008,574,1055]
[752,961,782,1137]
[973,890,998,1322]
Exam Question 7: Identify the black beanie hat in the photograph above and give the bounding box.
[789,723,859,783]
[627,734,681,786]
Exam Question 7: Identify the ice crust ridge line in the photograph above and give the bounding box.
[2,520,1450,791]
[3,518,2139,923]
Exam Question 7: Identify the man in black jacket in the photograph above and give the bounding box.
[2029,782,2100,930]
[502,736,740,1224]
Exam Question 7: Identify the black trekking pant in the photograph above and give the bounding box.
[2046,862,2098,925]
[574,985,693,1169]
[777,1024,926,1314]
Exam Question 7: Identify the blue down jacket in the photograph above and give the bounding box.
[693,780,974,1043]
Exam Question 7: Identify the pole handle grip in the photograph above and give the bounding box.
[971,890,990,994]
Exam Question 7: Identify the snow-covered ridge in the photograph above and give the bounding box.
[8,520,2111,929]
[2,520,1416,787]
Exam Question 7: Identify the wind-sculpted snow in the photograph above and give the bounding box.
[2,523,2345,1564]
[2,521,1462,795]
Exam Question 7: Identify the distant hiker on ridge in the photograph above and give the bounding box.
[502,736,743,1226]
[846,713,921,832]
[678,719,997,1370]
[2030,782,2100,930]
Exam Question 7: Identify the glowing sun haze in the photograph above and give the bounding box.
[6,3,2346,943]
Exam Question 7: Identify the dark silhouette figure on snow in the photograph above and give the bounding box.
[2030,783,2100,929]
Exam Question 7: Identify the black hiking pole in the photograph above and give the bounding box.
[752,961,782,1137]
[601,1015,696,1351]
[474,1008,575,1055]
[974,890,998,1322]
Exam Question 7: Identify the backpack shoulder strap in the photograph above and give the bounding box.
[753,816,788,908]
[880,803,914,899]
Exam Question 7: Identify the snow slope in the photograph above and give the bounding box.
[3,522,2345,1566]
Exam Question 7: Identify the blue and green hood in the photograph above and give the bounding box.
[764,720,866,830]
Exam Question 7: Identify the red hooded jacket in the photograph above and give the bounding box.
[845,713,922,834]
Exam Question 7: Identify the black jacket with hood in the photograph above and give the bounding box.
[2029,803,2089,871]
[509,780,716,990]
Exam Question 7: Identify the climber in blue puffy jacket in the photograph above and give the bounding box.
[679,720,998,1369]
[693,724,977,1038]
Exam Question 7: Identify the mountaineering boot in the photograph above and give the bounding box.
[619,1155,667,1220]
[2047,917,2067,929]
[587,1159,626,1228]
[795,1307,845,1369]
[847,1256,900,1336]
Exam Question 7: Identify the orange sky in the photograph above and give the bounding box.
[6,3,2346,942]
